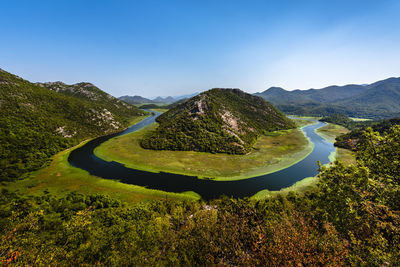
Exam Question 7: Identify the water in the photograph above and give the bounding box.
[68,113,334,200]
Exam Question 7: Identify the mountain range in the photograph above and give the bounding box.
[254,77,400,119]
[119,92,199,105]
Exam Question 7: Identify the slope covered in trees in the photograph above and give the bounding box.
[319,114,400,150]
[140,88,295,154]
[255,77,400,119]
[0,69,145,181]
[38,81,138,119]
[1,125,399,265]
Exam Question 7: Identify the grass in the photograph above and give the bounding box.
[252,121,357,200]
[1,115,200,203]
[150,108,169,113]
[288,115,322,120]
[350,117,372,122]
[94,119,315,181]
[251,176,318,200]
[316,123,356,165]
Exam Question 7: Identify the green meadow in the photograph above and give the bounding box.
[316,123,355,165]
[94,119,315,181]
[1,115,200,203]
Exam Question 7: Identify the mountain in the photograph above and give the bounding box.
[254,84,367,105]
[0,69,145,181]
[140,88,295,154]
[118,95,154,104]
[255,77,400,119]
[173,92,199,100]
[337,78,400,115]
[153,96,175,103]
[38,82,138,118]
[119,92,200,105]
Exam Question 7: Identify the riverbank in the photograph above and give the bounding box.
[1,114,200,203]
[316,123,355,165]
[251,122,356,200]
[94,119,315,181]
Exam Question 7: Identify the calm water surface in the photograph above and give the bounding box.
[68,113,334,200]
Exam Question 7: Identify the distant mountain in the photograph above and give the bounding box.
[255,77,400,119]
[119,92,200,105]
[153,96,175,103]
[140,88,295,154]
[118,95,154,104]
[0,69,145,181]
[173,92,199,100]
[337,78,400,115]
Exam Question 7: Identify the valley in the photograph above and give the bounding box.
[94,115,314,181]
[3,1,400,264]
[2,68,399,265]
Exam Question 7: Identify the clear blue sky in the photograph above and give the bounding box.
[1,0,400,98]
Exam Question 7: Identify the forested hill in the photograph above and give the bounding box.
[0,69,145,181]
[255,77,400,119]
[37,81,137,118]
[141,88,295,154]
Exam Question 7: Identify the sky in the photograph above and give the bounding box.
[1,0,400,98]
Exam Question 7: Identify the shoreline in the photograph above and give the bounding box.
[94,118,318,181]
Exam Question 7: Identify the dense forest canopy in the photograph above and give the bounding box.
[319,114,400,150]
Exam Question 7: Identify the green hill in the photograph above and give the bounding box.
[0,69,145,181]
[140,88,295,154]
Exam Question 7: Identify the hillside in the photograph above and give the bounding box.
[255,77,400,118]
[0,69,145,181]
[140,88,295,154]
[38,82,140,119]
[333,116,400,150]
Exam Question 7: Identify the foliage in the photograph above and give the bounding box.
[334,116,400,150]
[2,125,400,265]
[315,127,400,265]
[0,191,349,266]
[320,113,353,127]
[0,69,145,181]
[141,88,295,154]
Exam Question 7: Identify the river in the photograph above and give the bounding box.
[68,112,334,200]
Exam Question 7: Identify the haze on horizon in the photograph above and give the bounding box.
[1,0,400,98]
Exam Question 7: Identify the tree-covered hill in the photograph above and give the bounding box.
[318,113,400,150]
[37,81,138,119]
[141,88,295,154]
[255,77,400,119]
[334,116,400,150]
[0,69,145,181]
